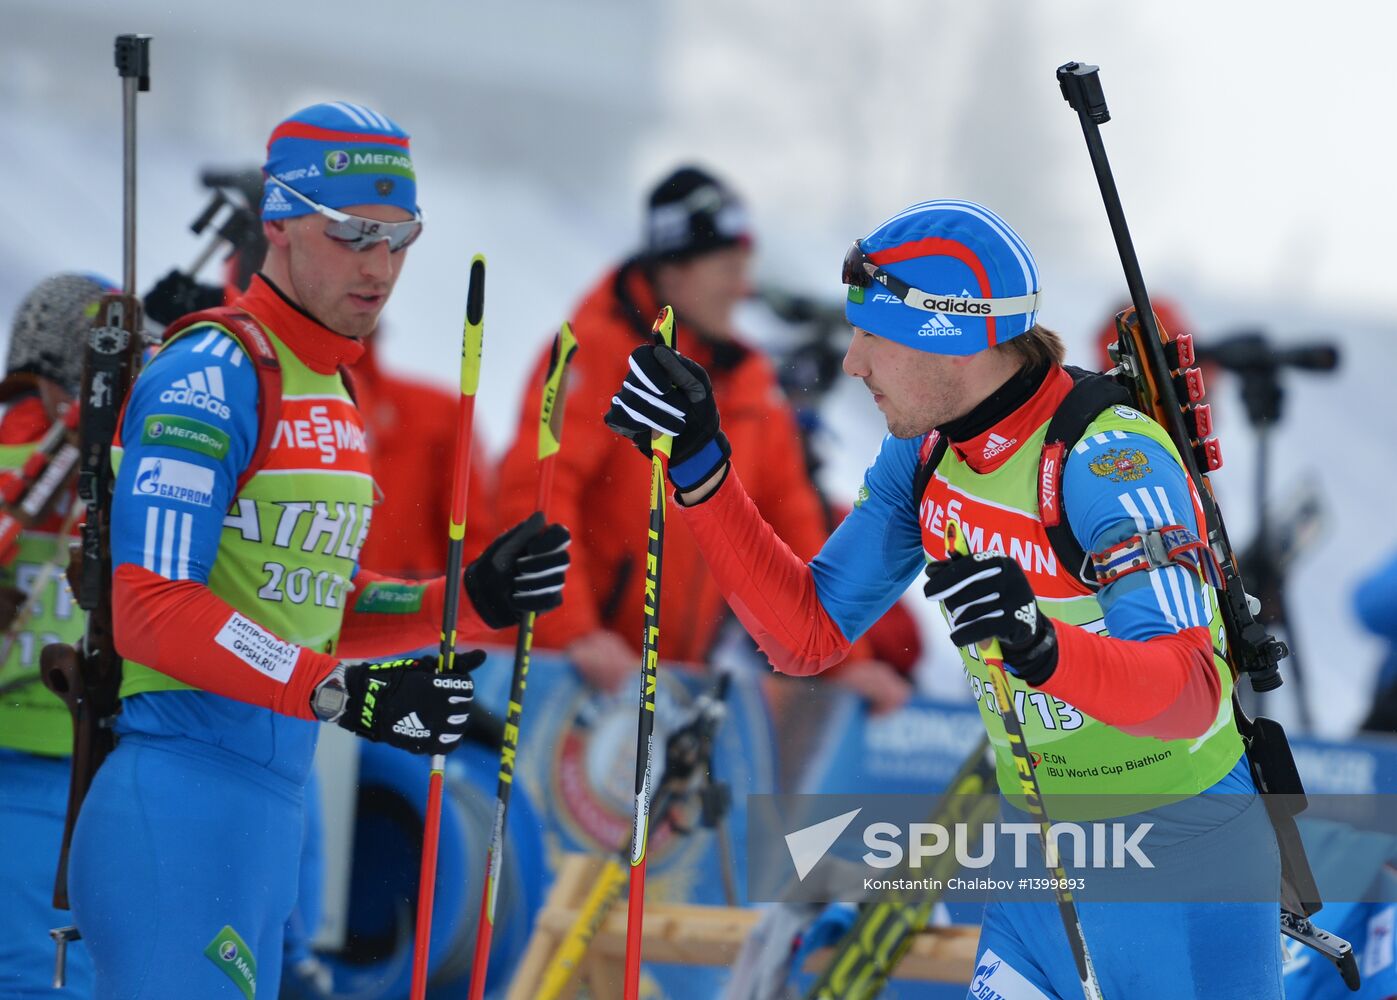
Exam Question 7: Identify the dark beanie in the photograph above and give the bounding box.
[643,165,752,262]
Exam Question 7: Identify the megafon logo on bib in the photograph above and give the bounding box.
[159,366,231,420]
[134,458,215,508]
[326,150,350,173]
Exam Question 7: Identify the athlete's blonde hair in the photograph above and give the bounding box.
[995,324,1067,369]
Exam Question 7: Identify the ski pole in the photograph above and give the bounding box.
[622,305,675,1000]
[943,518,1105,1000]
[466,322,579,999]
[409,254,486,1000]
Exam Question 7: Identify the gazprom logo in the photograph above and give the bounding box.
[971,959,1005,999]
[133,457,215,508]
[325,150,350,173]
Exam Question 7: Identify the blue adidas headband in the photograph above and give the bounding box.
[261,101,418,220]
[844,200,1042,356]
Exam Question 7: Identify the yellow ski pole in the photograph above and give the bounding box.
[467,322,578,998]
[622,305,675,1000]
[943,518,1104,1000]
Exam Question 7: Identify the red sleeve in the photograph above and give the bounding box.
[677,467,851,676]
[113,563,335,720]
[1041,622,1223,739]
[334,566,493,661]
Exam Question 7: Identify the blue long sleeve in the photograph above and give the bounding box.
[1062,428,1210,642]
[113,329,260,584]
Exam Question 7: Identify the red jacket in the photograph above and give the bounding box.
[352,337,496,578]
[497,261,859,666]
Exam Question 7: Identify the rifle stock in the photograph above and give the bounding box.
[40,32,151,912]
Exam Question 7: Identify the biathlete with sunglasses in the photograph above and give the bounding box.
[604,201,1282,998]
[66,103,572,1000]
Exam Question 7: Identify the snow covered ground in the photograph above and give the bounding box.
[2,0,1394,735]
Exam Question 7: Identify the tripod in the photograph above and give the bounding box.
[1198,333,1339,731]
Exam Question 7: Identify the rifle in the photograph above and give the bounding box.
[141,166,265,329]
[183,183,262,286]
[1056,61,1358,992]
[41,33,152,932]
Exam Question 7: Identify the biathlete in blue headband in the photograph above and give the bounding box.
[604,200,1283,998]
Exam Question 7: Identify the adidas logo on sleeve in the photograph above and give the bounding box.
[160,366,233,420]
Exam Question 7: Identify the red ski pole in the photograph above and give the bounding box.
[622,305,675,1000]
[409,254,486,1000]
[466,321,578,998]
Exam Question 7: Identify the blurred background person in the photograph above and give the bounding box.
[352,323,496,578]
[497,165,913,713]
[0,273,106,998]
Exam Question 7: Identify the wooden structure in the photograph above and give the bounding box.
[507,854,978,998]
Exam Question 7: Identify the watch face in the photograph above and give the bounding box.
[316,684,348,721]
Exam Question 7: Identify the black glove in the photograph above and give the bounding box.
[464,512,571,629]
[338,651,482,754]
[143,268,225,326]
[922,553,1058,685]
[604,345,731,491]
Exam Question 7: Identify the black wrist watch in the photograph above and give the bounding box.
[310,664,349,723]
